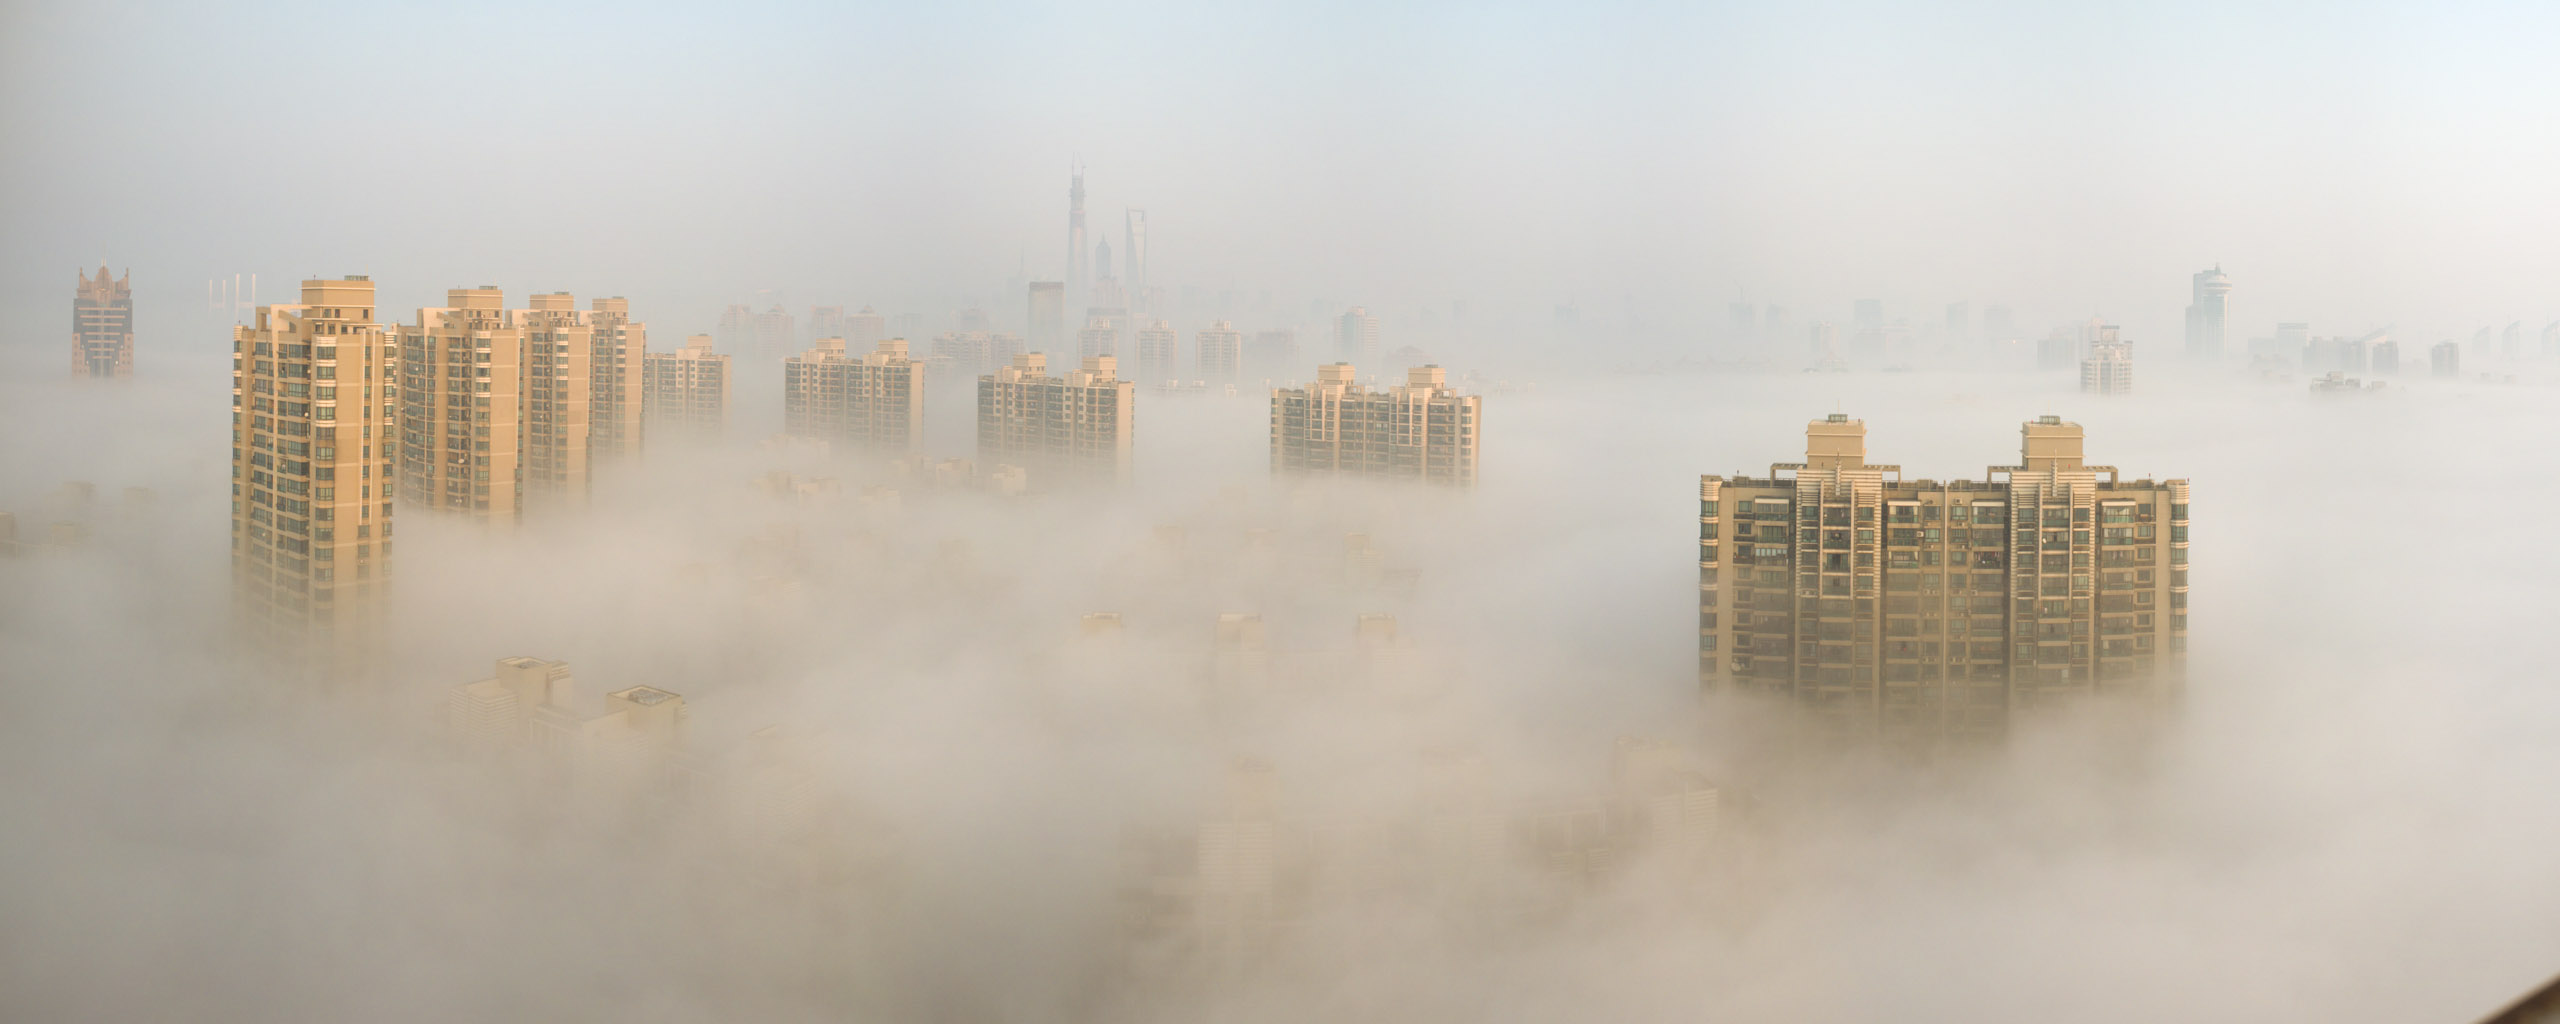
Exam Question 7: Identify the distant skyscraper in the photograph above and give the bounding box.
[2544,321,2560,358]
[1247,329,1298,382]
[2184,266,2232,359]
[642,334,730,437]
[752,306,796,358]
[1078,316,1120,362]
[977,353,1134,485]
[1808,322,1840,364]
[1028,282,1065,355]
[233,277,394,679]
[1135,319,1178,386]
[1981,305,2017,342]
[1067,165,1089,305]
[1337,307,1381,365]
[73,265,133,378]
[2502,321,2522,360]
[1196,321,1243,386]
[783,337,923,452]
[2370,337,2400,375]
[807,305,847,343]
[1729,302,1758,345]
[2431,341,2461,377]
[716,304,754,353]
[2080,324,2133,396]
[1945,301,1970,338]
[2470,326,2494,357]
[845,306,886,348]
[1699,415,2189,742]
[1124,209,1148,315]
[1271,364,1479,486]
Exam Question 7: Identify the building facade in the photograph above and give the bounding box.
[976,352,1135,485]
[586,296,645,462]
[642,334,730,436]
[782,337,923,452]
[1134,319,1178,386]
[232,277,396,678]
[74,265,134,378]
[1697,415,2188,743]
[2080,325,2133,395]
[1197,321,1242,386]
[396,288,524,521]
[2185,265,2231,359]
[1270,364,1479,486]
[517,293,595,509]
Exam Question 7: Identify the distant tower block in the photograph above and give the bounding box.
[73,265,133,378]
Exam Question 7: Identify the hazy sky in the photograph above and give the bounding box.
[6,0,2557,352]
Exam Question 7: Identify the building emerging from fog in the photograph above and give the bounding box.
[446,657,688,781]
[232,277,395,679]
[1196,321,1242,386]
[2184,265,2231,359]
[394,289,634,521]
[976,352,1135,485]
[1698,415,2190,742]
[1027,282,1064,356]
[2430,341,2461,377]
[396,288,524,520]
[1336,306,1380,365]
[2080,324,2134,396]
[642,335,730,437]
[1270,364,1480,486]
[782,337,923,453]
[1134,319,1178,386]
[586,297,646,462]
[74,265,134,378]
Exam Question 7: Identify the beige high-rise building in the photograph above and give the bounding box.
[1270,363,1479,486]
[1196,320,1242,386]
[232,277,395,678]
[1078,315,1120,362]
[516,292,594,508]
[783,337,923,452]
[642,334,730,437]
[586,296,646,461]
[1698,415,2189,743]
[447,657,688,773]
[396,288,524,521]
[1134,318,1178,386]
[74,265,134,378]
[976,352,1135,485]
[2080,322,2133,396]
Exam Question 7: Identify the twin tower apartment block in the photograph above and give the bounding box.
[1699,415,2189,742]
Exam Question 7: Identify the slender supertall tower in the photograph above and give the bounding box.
[2185,266,2231,359]
[1067,164,1089,308]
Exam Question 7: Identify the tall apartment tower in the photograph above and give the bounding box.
[516,293,595,508]
[752,306,796,358]
[1078,315,1120,362]
[586,297,645,462]
[845,306,886,348]
[232,277,396,678]
[2431,341,2461,377]
[2184,266,2231,359]
[807,305,847,343]
[976,352,1135,485]
[2080,325,2134,396]
[715,304,754,353]
[1028,283,1065,356]
[1197,321,1243,386]
[782,337,923,452]
[1134,319,1178,386]
[1270,363,1480,486]
[642,334,730,437]
[74,265,134,378]
[1697,415,2189,743]
[396,288,523,521]
[1337,307,1381,365]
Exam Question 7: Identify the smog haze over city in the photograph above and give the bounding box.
[3,2,2558,1022]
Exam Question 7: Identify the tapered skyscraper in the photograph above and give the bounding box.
[1124,208,1148,315]
[2185,266,2231,359]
